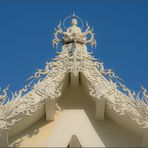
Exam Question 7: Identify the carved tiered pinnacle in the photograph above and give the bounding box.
[52,13,96,49]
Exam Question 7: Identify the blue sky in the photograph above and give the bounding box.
[0,0,148,93]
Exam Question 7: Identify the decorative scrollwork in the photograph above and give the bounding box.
[52,21,63,48]
[0,86,9,105]
[0,14,148,132]
[52,13,96,49]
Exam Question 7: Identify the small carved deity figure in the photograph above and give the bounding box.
[63,18,85,44]
[64,19,81,36]
[52,13,96,48]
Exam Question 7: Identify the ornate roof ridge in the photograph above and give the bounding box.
[0,14,147,130]
[0,43,147,130]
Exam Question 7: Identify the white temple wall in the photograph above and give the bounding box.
[80,72,143,137]
[7,73,69,140]
[45,99,56,121]
[142,128,148,147]
[80,72,95,102]
[0,129,8,147]
[105,95,143,137]
[8,103,45,139]
[9,84,142,147]
[60,73,69,94]
[6,73,143,147]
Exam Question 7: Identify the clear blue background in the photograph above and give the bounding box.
[0,0,148,92]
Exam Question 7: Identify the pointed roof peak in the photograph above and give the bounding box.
[52,14,96,49]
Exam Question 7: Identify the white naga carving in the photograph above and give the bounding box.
[0,13,148,131]
[0,86,9,105]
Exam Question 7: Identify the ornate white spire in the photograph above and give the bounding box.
[52,13,96,49]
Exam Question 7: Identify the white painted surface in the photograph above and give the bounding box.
[142,128,148,147]
[45,99,55,121]
[45,110,104,147]
[70,72,79,87]
[9,85,142,147]
[96,97,105,120]
[0,129,8,147]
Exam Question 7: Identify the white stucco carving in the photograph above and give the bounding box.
[52,13,96,49]
[0,13,147,132]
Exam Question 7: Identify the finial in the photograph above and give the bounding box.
[86,20,89,27]
[72,12,76,17]
[52,13,96,49]
[59,20,62,26]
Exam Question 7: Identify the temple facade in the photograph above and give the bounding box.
[0,13,148,147]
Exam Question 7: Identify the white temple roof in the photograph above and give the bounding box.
[0,13,148,147]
